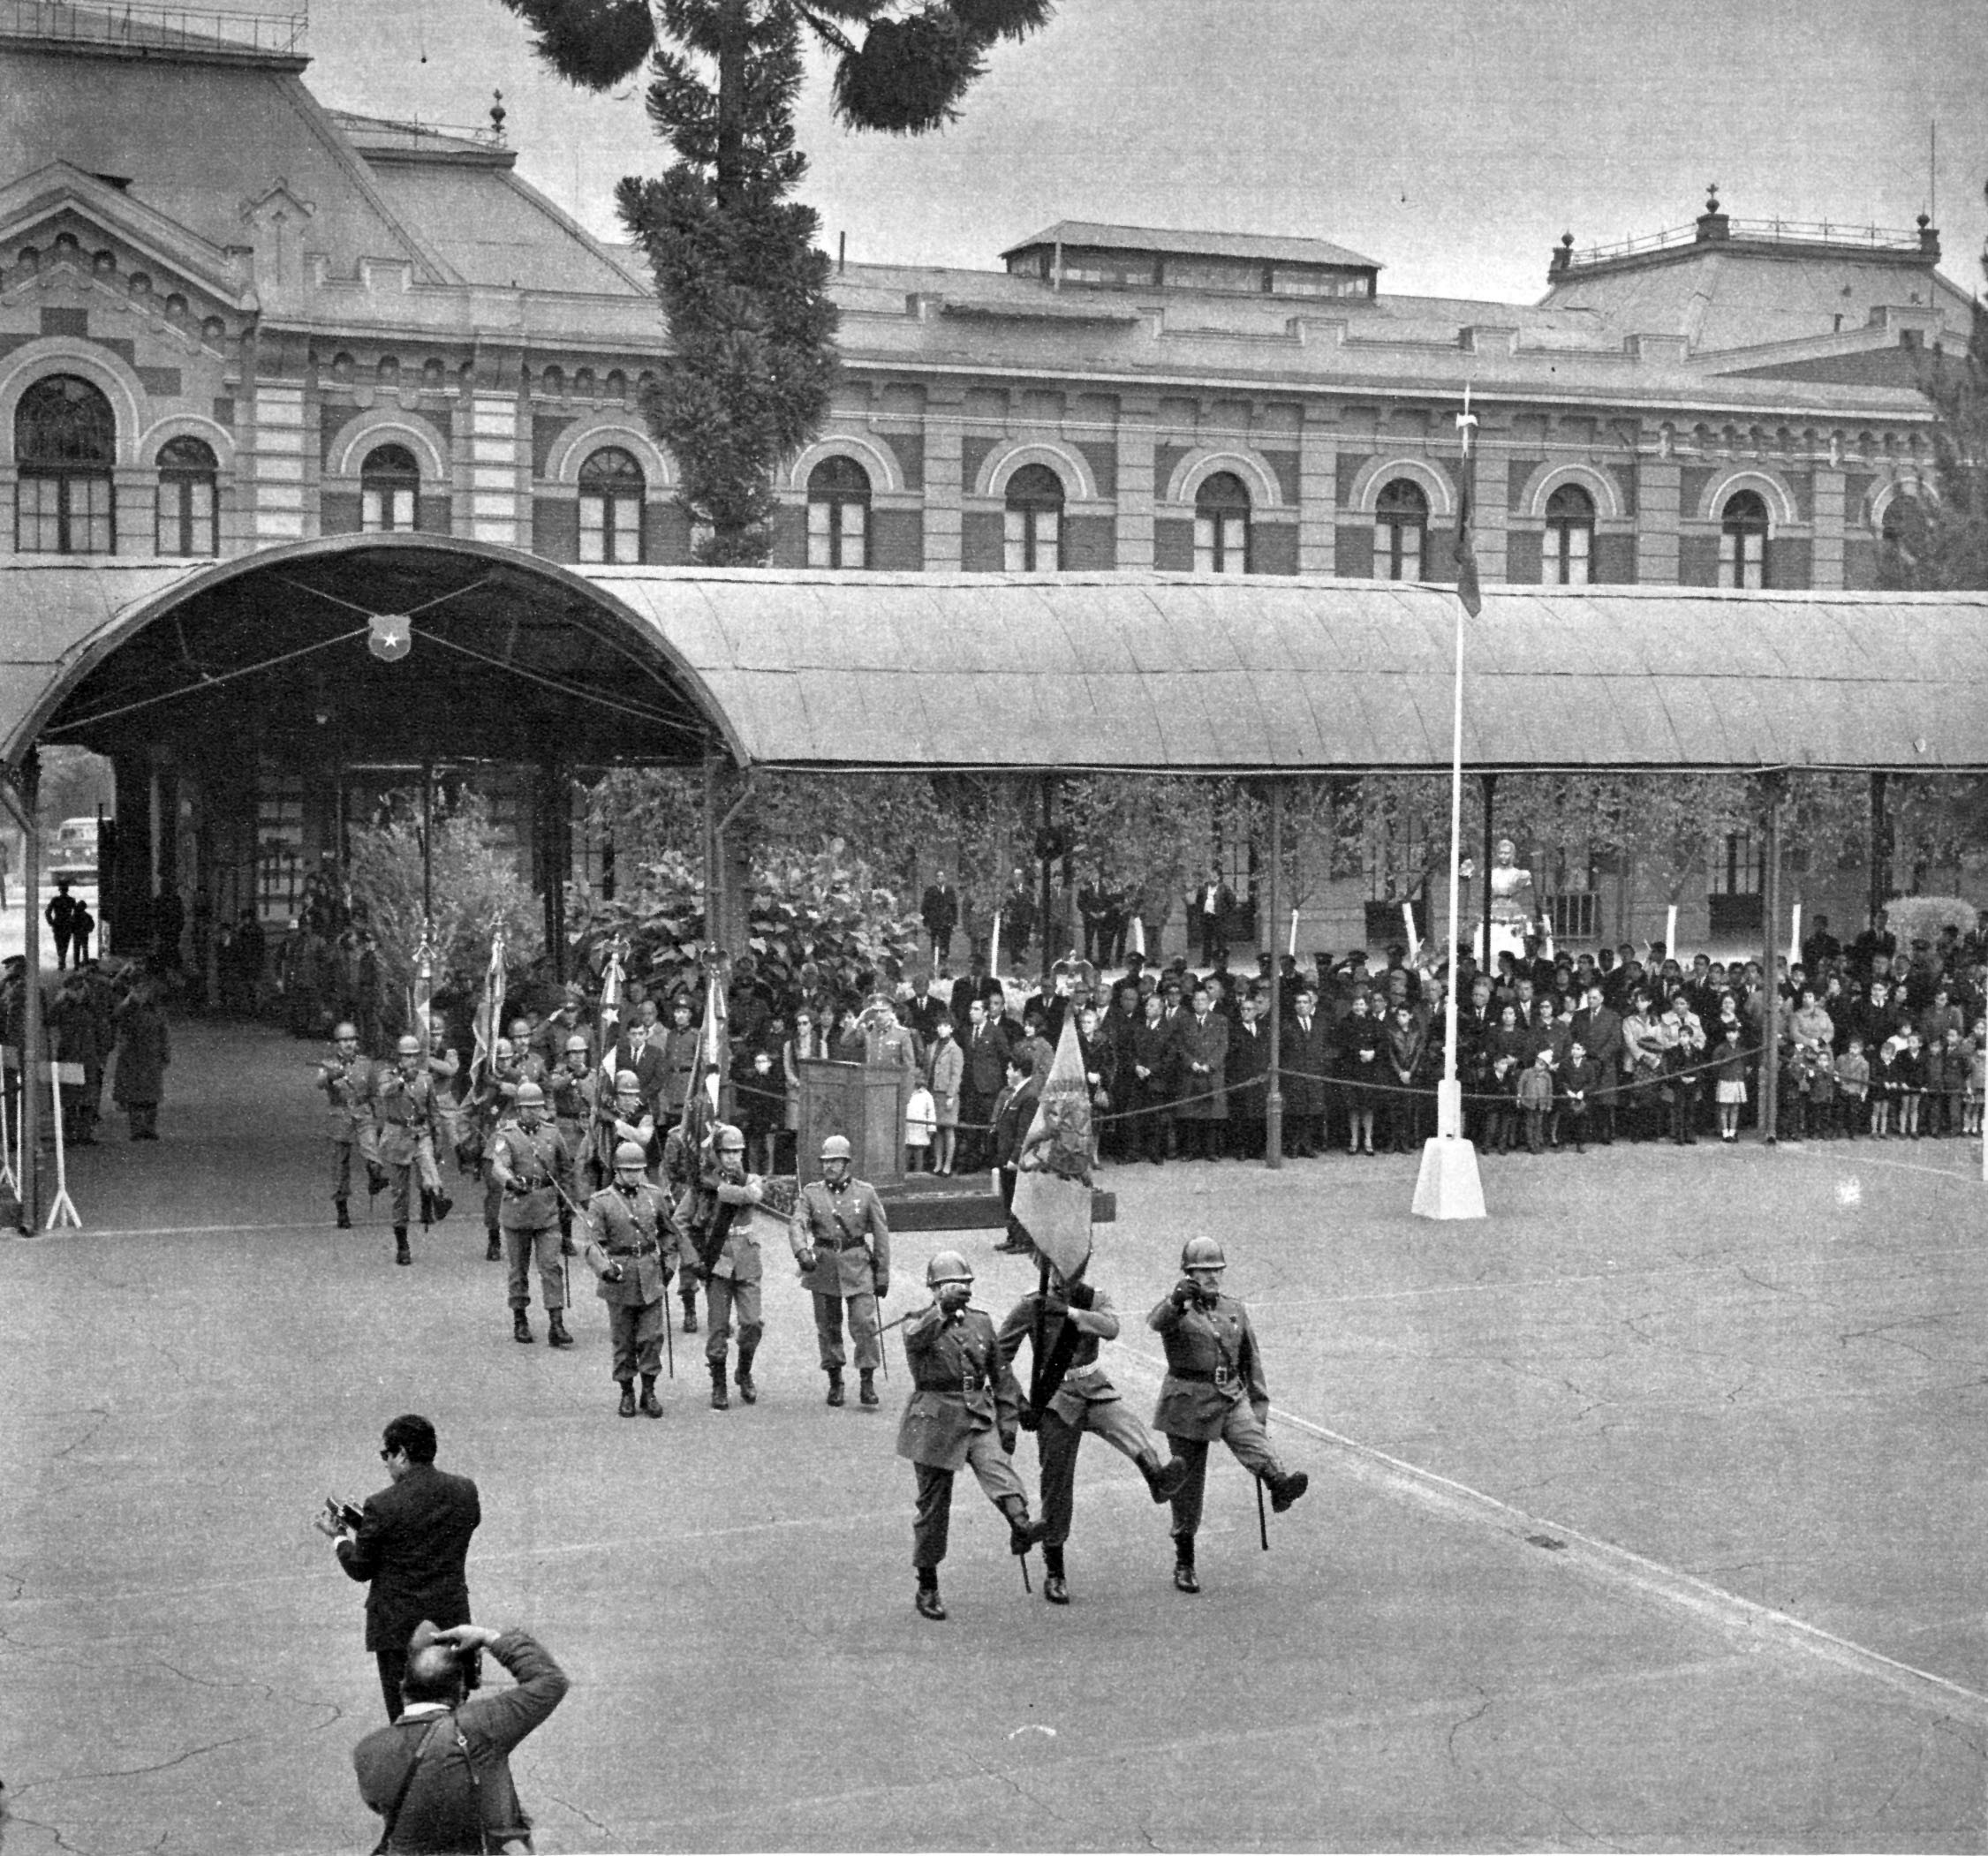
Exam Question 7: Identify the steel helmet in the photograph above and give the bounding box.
[1181,1236,1228,1271]
[615,1069,641,1094]
[613,1140,648,1169]
[396,1034,422,1056]
[509,1018,533,1041]
[564,1033,590,1055]
[514,1081,546,1110]
[713,1122,745,1152]
[332,1022,359,1043]
[820,1134,853,1162]
[926,1249,974,1287]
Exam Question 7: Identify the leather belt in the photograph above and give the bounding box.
[817,1233,871,1252]
[1169,1364,1239,1387]
[914,1374,986,1394]
[603,1241,658,1258]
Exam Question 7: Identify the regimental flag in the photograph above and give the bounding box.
[469,928,506,1090]
[409,932,435,1055]
[1453,389,1484,619]
[596,936,626,1043]
[1010,1015,1095,1280]
[700,962,728,1119]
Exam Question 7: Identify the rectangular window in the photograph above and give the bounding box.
[362,487,415,533]
[1707,832,1762,896]
[72,474,113,553]
[578,495,605,563]
[157,479,216,556]
[1194,513,1248,574]
[19,476,62,552]
[840,499,865,566]
[1545,525,1591,585]
[806,498,833,568]
[1005,507,1058,571]
[1720,530,1764,589]
[1164,259,1262,293]
[1376,521,1421,581]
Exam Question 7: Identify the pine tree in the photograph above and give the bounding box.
[501,0,1054,564]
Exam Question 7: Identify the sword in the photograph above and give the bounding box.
[1256,1474,1269,1551]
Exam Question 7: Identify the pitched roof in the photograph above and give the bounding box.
[1002,221,1380,271]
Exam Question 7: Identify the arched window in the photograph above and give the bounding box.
[806,455,870,569]
[360,442,419,533]
[1543,482,1594,585]
[16,373,116,554]
[1878,491,1921,583]
[1373,478,1426,581]
[1720,489,1768,589]
[1194,471,1251,574]
[1003,463,1064,571]
[156,435,218,556]
[578,446,644,563]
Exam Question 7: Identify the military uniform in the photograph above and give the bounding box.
[1147,1286,1294,1543]
[322,1048,382,1219]
[659,1120,703,1332]
[548,1063,601,1202]
[374,1066,448,1226]
[996,1279,1179,1573]
[490,1116,573,1324]
[791,1173,891,1387]
[681,1143,766,1402]
[897,1300,1030,1575]
[581,1177,677,1404]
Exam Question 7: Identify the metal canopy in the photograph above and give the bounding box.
[3,541,1984,775]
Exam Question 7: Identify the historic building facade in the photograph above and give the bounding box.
[1,9,1971,955]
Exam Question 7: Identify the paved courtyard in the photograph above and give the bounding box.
[3,1012,1986,1853]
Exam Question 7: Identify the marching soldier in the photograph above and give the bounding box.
[790,1134,891,1407]
[1148,1236,1308,1594]
[580,1141,677,1418]
[897,1251,1045,1622]
[374,1033,450,1265]
[488,1080,575,1347]
[593,1068,655,1189]
[995,1256,1188,1606]
[548,1032,601,1211]
[660,1105,706,1335]
[316,1021,384,1229]
[681,1123,765,1409]
[472,1037,525,1263]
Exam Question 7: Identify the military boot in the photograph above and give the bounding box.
[419,1189,434,1226]
[825,1368,845,1407]
[914,1571,946,1622]
[1267,1468,1310,1513]
[1138,1450,1190,1504]
[1042,1541,1070,1606]
[393,1226,411,1266]
[334,1199,351,1230]
[431,1189,452,1222]
[680,1290,699,1335]
[734,1347,758,1404]
[709,1361,729,1410]
[617,1382,638,1418]
[1172,1535,1199,1594]
[513,1309,533,1344]
[485,1226,503,1262]
[639,1373,663,1419]
[547,1310,574,1348]
[858,1368,878,1407]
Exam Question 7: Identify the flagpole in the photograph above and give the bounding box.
[1413,384,1487,1221]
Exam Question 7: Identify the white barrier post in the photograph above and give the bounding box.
[0,1047,15,1195]
[44,1059,81,1231]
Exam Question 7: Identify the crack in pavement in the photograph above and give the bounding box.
[49,1409,111,1462]
[1444,1690,1493,1769]
[541,1789,615,1841]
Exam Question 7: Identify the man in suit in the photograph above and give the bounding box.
[1569,984,1626,1144]
[1188,866,1236,969]
[1225,990,1271,1159]
[959,995,1010,1171]
[607,997,667,1115]
[1281,982,1332,1157]
[320,1414,481,1720]
[920,871,960,965]
[1173,984,1231,1161]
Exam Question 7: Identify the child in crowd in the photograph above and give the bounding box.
[1922,1030,1949,1136]
[1559,1040,1599,1153]
[1516,1047,1555,1154]
[926,1017,962,1176]
[1939,1026,1967,1137]
[903,1079,937,1173]
[1711,1023,1750,1143]
[1896,1031,1926,1138]
[1835,1034,1870,1138]
[1871,1037,1900,1138]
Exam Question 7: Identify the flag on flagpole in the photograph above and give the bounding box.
[701,962,728,1119]
[469,928,505,1089]
[1010,1015,1095,1280]
[596,936,626,1042]
[1453,386,1483,619]
[986,908,1002,980]
[1128,912,1145,961]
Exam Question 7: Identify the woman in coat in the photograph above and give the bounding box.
[1337,993,1385,1155]
[112,976,170,1140]
[926,1017,964,1175]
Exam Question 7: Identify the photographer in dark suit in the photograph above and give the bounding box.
[318,1414,482,1721]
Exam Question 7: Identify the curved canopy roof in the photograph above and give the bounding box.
[3,543,1984,777]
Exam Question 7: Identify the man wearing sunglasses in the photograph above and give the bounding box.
[317,1414,482,1720]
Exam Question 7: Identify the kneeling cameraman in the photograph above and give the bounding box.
[353,1620,568,1853]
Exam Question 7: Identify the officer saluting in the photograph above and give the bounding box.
[489,1081,575,1347]
[897,1251,1046,1622]
[581,1141,678,1418]
[374,1033,450,1266]
[791,1134,891,1407]
[1148,1237,1309,1594]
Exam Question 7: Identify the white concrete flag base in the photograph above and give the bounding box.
[1412,1081,1486,1220]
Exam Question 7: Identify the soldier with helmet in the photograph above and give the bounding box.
[897,1250,1045,1622]
[791,1133,892,1407]
[995,1255,1188,1606]
[472,1037,525,1262]
[489,1080,576,1347]
[1149,1236,1308,1593]
[581,1141,678,1418]
[683,1121,767,1409]
[593,1068,656,1188]
[548,1031,602,1203]
[315,1020,384,1229]
[374,1032,450,1265]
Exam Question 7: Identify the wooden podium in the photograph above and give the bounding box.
[795,1058,908,1185]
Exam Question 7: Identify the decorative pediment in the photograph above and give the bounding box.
[0,164,258,340]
